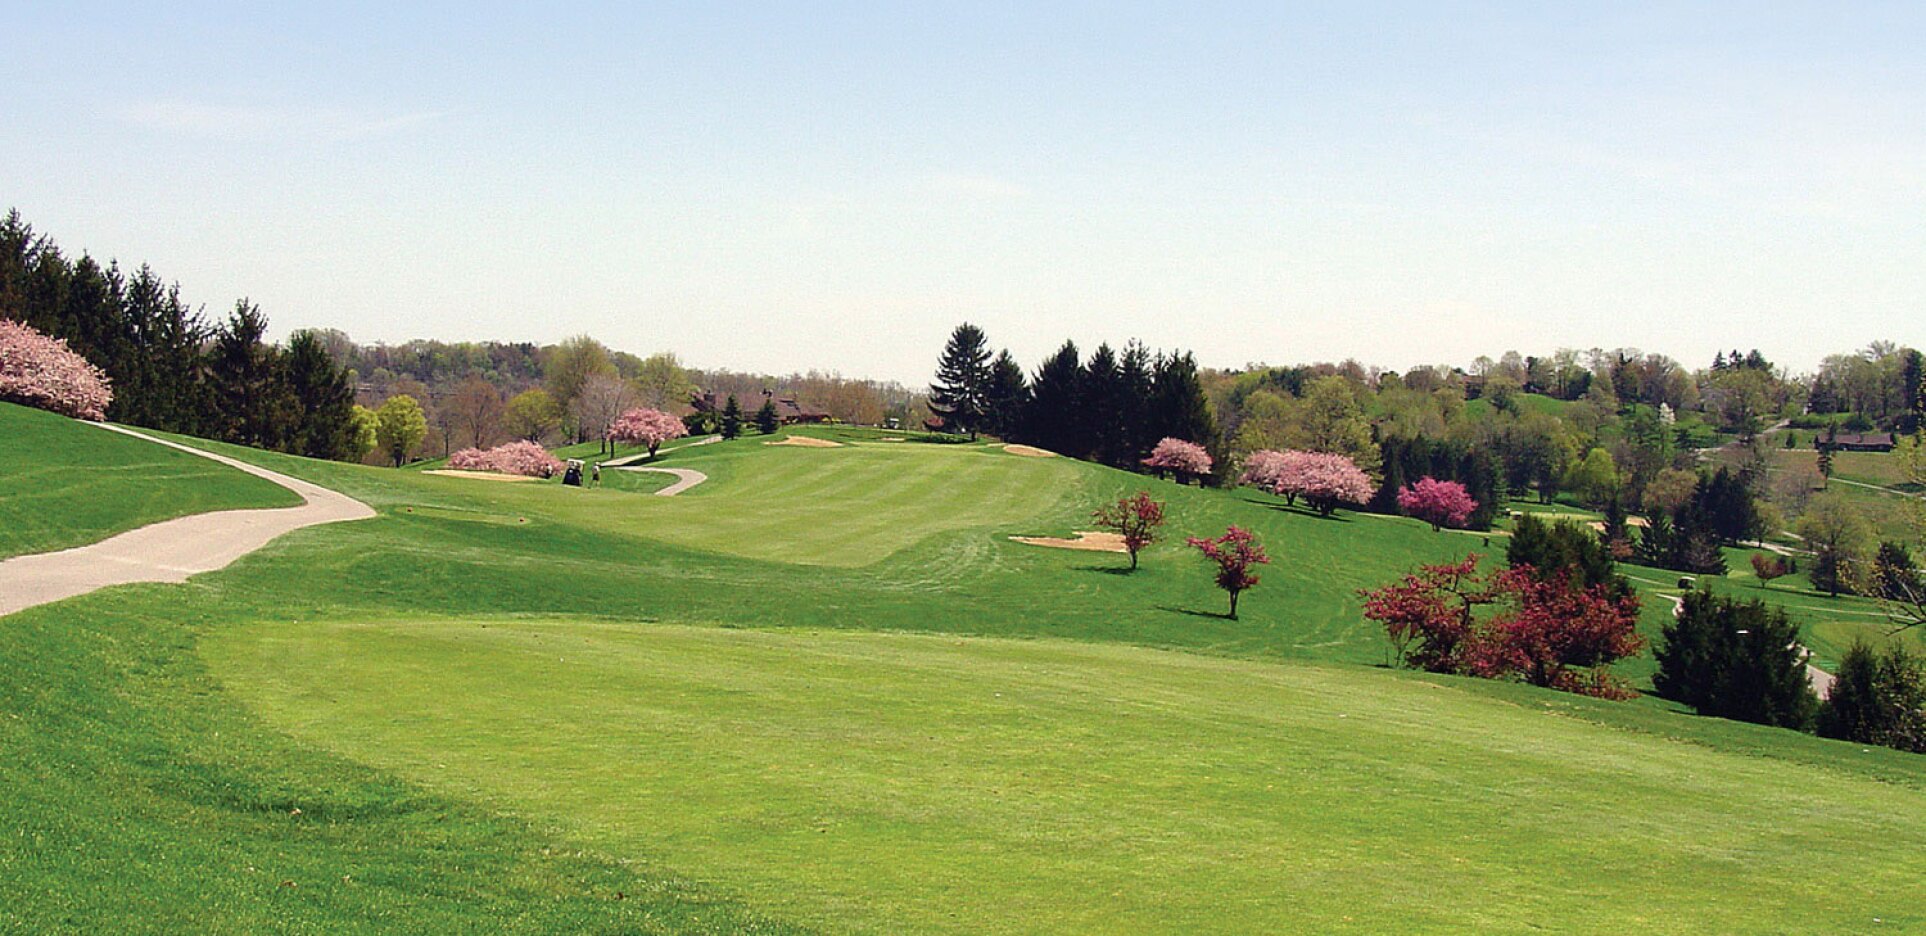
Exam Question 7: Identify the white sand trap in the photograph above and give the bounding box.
[1002,444,1057,458]
[1009,530,1128,553]
[423,469,541,482]
[765,436,843,448]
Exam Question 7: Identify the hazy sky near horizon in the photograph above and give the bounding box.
[3,3,1922,384]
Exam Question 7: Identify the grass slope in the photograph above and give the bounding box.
[209,619,1926,935]
[0,403,299,559]
[6,415,1926,932]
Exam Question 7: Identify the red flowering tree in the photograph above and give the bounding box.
[1186,525,1270,618]
[608,406,688,458]
[1360,555,1645,698]
[1488,567,1645,695]
[1396,476,1477,531]
[448,440,565,478]
[0,319,113,420]
[1358,555,1494,672]
[1143,437,1213,484]
[1092,491,1166,570]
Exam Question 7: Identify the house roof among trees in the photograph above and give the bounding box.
[690,390,828,421]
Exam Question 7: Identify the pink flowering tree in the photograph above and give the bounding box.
[608,406,688,458]
[1186,524,1271,618]
[448,440,565,478]
[1397,477,1478,531]
[0,319,113,420]
[1238,449,1294,495]
[1143,437,1214,484]
[1092,491,1167,571]
[1255,450,1373,516]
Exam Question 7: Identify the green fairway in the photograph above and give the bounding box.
[0,402,300,559]
[206,619,1926,935]
[8,409,1926,933]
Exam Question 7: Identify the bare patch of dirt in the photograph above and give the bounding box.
[1009,530,1128,553]
[1002,444,1057,458]
[423,469,541,482]
[765,436,844,448]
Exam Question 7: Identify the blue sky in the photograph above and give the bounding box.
[3,3,1921,382]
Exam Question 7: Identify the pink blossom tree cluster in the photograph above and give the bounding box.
[607,407,688,458]
[1142,437,1213,482]
[0,319,113,421]
[1396,476,1478,531]
[1239,449,1373,516]
[448,440,565,478]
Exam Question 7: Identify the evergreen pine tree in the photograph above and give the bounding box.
[983,349,1029,440]
[1117,342,1154,462]
[720,394,743,439]
[929,322,993,439]
[1082,343,1124,465]
[1022,341,1084,455]
[283,329,357,460]
[755,396,779,434]
[1653,590,1816,729]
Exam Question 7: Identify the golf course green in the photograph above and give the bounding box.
[4,401,1925,933]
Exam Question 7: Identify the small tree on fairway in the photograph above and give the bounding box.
[1397,477,1478,531]
[1093,492,1166,571]
[375,394,428,467]
[1187,525,1269,618]
[608,407,688,458]
[720,394,743,440]
[1750,552,1792,587]
[929,322,993,439]
[755,397,780,435]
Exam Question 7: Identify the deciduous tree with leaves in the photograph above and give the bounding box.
[1187,525,1270,618]
[608,407,688,458]
[1092,492,1165,571]
[1397,477,1478,531]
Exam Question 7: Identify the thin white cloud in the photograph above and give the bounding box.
[113,99,448,142]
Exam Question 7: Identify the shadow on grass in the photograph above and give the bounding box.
[1157,605,1235,620]
[1076,565,1137,576]
[1238,497,1355,522]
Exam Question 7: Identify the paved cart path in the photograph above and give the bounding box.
[606,465,708,496]
[0,423,375,618]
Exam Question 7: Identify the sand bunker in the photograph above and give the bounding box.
[1002,444,1057,458]
[765,436,844,448]
[423,469,541,482]
[1009,530,1128,553]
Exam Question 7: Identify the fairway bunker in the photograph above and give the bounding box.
[1002,444,1056,457]
[1009,530,1127,552]
[423,469,542,482]
[765,436,843,448]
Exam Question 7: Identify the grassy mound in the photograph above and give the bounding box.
[0,402,299,559]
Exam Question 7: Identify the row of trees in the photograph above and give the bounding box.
[1,211,363,459]
[928,323,1219,472]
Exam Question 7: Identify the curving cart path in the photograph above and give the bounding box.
[0,423,375,618]
[607,465,708,496]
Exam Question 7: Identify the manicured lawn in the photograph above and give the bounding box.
[7,411,1926,932]
[207,619,1926,935]
[0,402,299,559]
